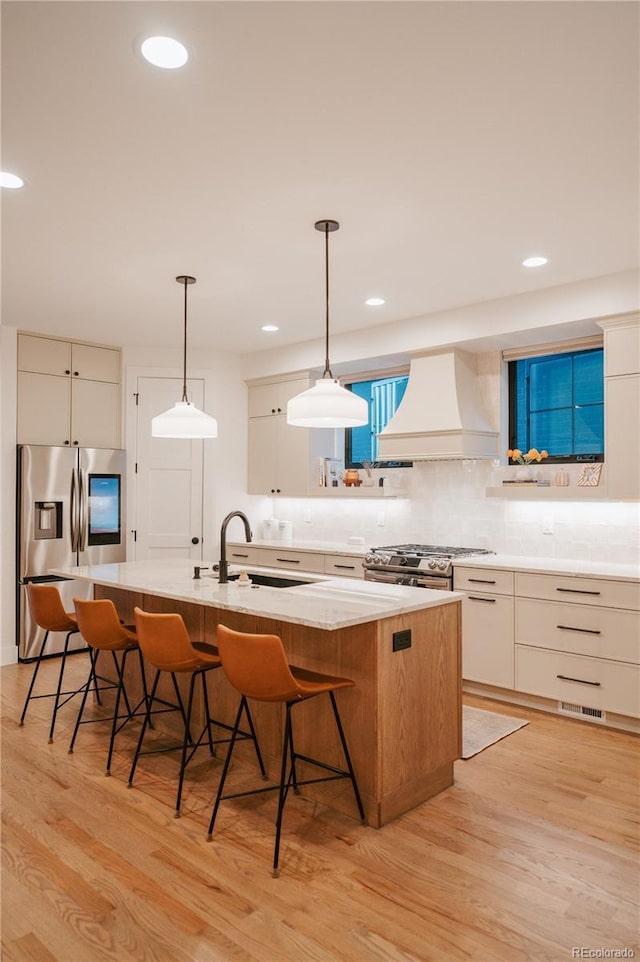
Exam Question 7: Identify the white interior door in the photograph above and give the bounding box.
[134,377,205,561]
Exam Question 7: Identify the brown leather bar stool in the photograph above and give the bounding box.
[207,624,366,877]
[68,598,151,775]
[19,582,85,742]
[128,607,266,817]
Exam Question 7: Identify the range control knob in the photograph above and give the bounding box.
[437,560,447,570]
[372,554,381,565]
[365,553,374,564]
[428,560,437,569]
[399,556,408,566]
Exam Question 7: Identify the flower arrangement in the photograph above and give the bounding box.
[507,448,548,464]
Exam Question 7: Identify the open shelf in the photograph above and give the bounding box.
[486,485,610,500]
[311,486,406,498]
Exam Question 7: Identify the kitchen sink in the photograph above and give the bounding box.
[226,572,314,588]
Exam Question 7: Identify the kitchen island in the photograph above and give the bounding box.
[52,559,464,827]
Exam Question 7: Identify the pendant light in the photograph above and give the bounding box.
[287,220,368,428]
[152,275,218,438]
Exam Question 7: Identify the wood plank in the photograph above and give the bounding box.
[4,646,638,962]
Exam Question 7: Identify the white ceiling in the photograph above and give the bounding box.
[2,1,638,355]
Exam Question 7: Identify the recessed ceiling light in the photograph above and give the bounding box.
[522,255,548,268]
[365,297,385,306]
[261,324,279,332]
[0,171,24,189]
[140,36,188,69]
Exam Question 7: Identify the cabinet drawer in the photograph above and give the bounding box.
[324,554,364,579]
[225,546,275,567]
[228,545,325,573]
[516,598,640,664]
[454,566,514,595]
[515,645,640,717]
[515,572,640,610]
[263,549,325,573]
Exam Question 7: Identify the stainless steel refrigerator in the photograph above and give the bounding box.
[16,444,126,661]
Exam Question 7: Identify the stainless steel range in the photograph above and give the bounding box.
[363,544,494,590]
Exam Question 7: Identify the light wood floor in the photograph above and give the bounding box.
[2,654,638,962]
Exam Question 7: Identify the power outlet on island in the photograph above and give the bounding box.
[392,629,412,652]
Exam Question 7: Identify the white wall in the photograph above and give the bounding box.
[240,270,639,566]
[240,269,639,380]
[2,271,637,665]
[266,461,640,565]
[0,327,18,665]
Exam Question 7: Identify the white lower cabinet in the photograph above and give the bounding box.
[514,572,640,719]
[323,554,364,578]
[454,566,515,688]
[515,646,640,718]
[225,544,364,578]
[258,548,325,574]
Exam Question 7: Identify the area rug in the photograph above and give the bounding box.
[462,706,529,759]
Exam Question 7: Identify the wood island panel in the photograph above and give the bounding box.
[95,585,461,827]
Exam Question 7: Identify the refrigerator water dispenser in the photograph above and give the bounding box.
[34,501,62,539]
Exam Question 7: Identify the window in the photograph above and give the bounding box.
[345,374,411,467]
[508,347,604,463]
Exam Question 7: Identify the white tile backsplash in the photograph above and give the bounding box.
[263,460,639,564]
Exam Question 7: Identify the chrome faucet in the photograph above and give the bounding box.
[218,510,252,584]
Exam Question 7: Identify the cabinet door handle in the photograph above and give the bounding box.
[556,624,602,635]
[65,369,71,375]
[468,596,496,603]
[468,578,497,584]
[230,552,249,558]
[277,557,300,564]
[334,564,356,570]
[556,587,601,596]
[556,674,601,687]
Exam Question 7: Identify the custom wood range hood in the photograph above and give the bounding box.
[377,349,499,461]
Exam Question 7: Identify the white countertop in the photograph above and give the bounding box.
[50,559,462,631]
[233,539,640,582]
[452,553,640,582]
[229,538,368,557]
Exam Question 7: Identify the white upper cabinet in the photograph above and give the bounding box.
[248,376,312,418]
[598,315,640,501]
[247,376,334,496]
[17,333,121,448]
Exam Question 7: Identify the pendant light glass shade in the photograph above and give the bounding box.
[287,378,368,427]
[152,401,218,438]
[152,275,218,439]
[287,220,368,429]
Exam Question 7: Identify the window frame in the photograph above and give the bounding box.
[343,369,412,469]
[507,346,604,464]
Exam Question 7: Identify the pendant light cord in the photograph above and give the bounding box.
[181,277,189,403]
[323,225,333,380]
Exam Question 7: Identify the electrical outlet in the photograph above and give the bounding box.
[542,517,553,534]
[392,629,412,652]
[377,511,385,526]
